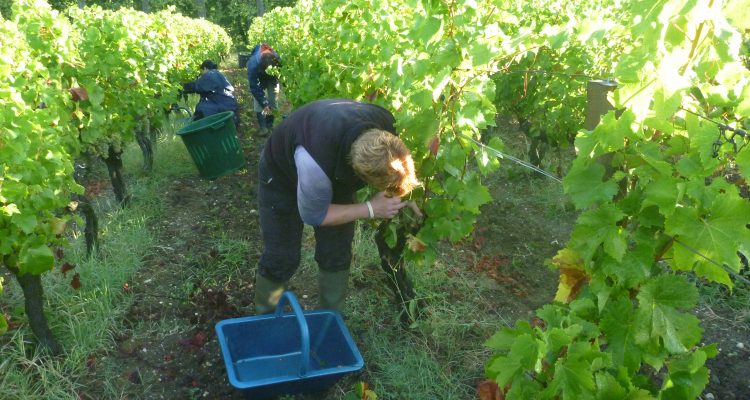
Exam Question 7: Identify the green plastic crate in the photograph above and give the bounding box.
[176,111,245,180]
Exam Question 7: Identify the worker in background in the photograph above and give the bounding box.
[247,43,281,137]
[182,60,240,129]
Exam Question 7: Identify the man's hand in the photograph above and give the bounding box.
[405,200,423,218]
[262,106,273,116]
[369,191,416,219]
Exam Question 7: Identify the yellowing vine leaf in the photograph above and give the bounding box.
[50,217,67,236]
[551,249,588,303]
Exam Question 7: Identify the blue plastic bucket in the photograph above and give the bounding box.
[215,291,364,398]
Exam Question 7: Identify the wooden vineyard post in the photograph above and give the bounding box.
[584,79,618,130]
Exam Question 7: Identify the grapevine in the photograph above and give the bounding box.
[247,0,750,398]
[1,0,232,352]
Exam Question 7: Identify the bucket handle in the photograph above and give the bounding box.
[209,119,227,131]
[209,111,234,130]
[274,291,310,377]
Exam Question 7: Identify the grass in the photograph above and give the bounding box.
[0,119,195,400]
[338,227,514,400]
[697,279,750,328]
[182,234,253,291]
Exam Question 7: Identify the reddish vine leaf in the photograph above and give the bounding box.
[61,262,76,277]
[121,370,142,384]
[69,87,89,102]
[428,135,440,156]
[406,234,427,252]
[86,354,97,371]
[530,316,546,329]
[179,331,208,350]
[70,273,82,290]
[477,379,504,400]
[55,247,64,260]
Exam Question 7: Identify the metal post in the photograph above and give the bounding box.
[196,0,206,18]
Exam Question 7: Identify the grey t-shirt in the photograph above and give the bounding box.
[295,146,332,226]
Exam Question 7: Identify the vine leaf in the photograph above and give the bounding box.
[486,333,539,387]
[69,87,89,101]
[593,372,627,399]
[19,244,55,275]
[569,204,626,262]
[477,380,504,400]
[546,354,596,398]
[551,249,588,303]
[61,262,76,277]
[737,145,750,179]
[0,278,5,335]
[660,346,715,399]
[564,161,618,209]
[635,275,701,354]
[641,176,680,217]
[11,212,37,234]
[70,273,82,290]
[428,135,440,156]
[406,235,426,252]
[686,113,719,168]
[600,297,642,374]
[665,195,750,286]
[457,176,492,213]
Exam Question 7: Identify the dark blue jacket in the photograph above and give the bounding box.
[247,44,280,107]
[183,69,238,119]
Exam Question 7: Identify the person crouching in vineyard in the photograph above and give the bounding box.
[246,43,281,137]
[182,60,240,128]
[254,98,422,314]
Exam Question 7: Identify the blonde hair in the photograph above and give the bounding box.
[350,129,420,197]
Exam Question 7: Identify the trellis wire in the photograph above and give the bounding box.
[456,132,563,182]
[454,131,749,285]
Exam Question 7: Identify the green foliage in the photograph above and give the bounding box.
[491,0,628,167]
[0,16,80,275]
[43,0,295,50]
[0,0,10,18]
[248,0,506,265]
[487,0,750,398]
[249,0,748,399]
[64,4,231,155]
[1,0,231,346]
[0,277,6,335]
[343,381,378,400]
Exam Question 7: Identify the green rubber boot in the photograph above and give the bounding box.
[254,273,286,314]
[318,269,350,313]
